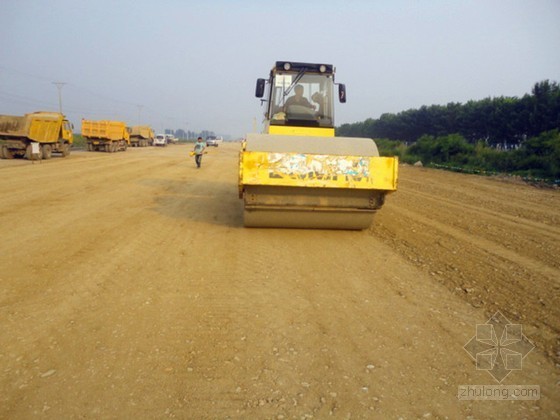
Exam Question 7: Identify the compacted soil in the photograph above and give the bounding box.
[1,143,558,418]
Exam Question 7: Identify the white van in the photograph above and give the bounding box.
[154,134,167,147]
[206,135,223,147]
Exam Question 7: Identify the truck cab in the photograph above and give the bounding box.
[62,119,73,143]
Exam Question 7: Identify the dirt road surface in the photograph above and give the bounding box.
[1,144,559,418]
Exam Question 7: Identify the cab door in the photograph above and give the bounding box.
[62,120,74,144]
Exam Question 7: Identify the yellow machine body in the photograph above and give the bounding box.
[241,140,397,192]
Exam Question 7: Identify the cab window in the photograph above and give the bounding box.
[269,73,334,127]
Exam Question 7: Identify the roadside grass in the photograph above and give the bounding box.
[72,134,87,149]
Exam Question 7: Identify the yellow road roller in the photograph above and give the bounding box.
[239,61,398,229]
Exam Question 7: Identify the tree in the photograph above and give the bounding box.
[337,80,559,147]
[528,80,560,137]
[408,134,474,164]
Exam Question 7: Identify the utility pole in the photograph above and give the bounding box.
[52,82,66,113]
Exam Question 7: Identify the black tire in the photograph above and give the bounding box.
[1,146,14,159]
[25,144,42,160]
[61,143,71,157]
[42,144,53,159]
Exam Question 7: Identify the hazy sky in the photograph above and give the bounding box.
[1,0,559,138]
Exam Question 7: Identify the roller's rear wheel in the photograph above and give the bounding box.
[243,208,375,230]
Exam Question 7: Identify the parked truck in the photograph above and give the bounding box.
[0,111,73,160]
[129,125,154,147]
[82,119,130,152]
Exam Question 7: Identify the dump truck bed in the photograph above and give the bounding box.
[0,112,64,143]
[82,120,129,141]
[0,115,27,137]
[129,125,153,139]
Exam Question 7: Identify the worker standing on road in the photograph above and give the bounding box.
[193,137,206,168]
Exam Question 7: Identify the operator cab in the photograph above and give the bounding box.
[256,61,346,131]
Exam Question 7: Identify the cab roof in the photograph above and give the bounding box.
[274,61,334,74]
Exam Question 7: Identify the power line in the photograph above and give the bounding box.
[0,90,57,108]
[0,65,187,124]
[0,65,55,83]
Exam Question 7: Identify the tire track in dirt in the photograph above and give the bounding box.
[0,152,179,214]
[398,188,560,271]
[408,188,560,241]
[0,150,207,414]
[402,175,560,224]
[1,145,559,418]
[373,166,560,363]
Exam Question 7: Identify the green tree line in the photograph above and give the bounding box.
[338,80,560,182]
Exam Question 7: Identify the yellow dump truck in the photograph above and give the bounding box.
[129,125,154,147]
[0,111,73,159]
[82,120,130,152]
[238,61,398,229]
